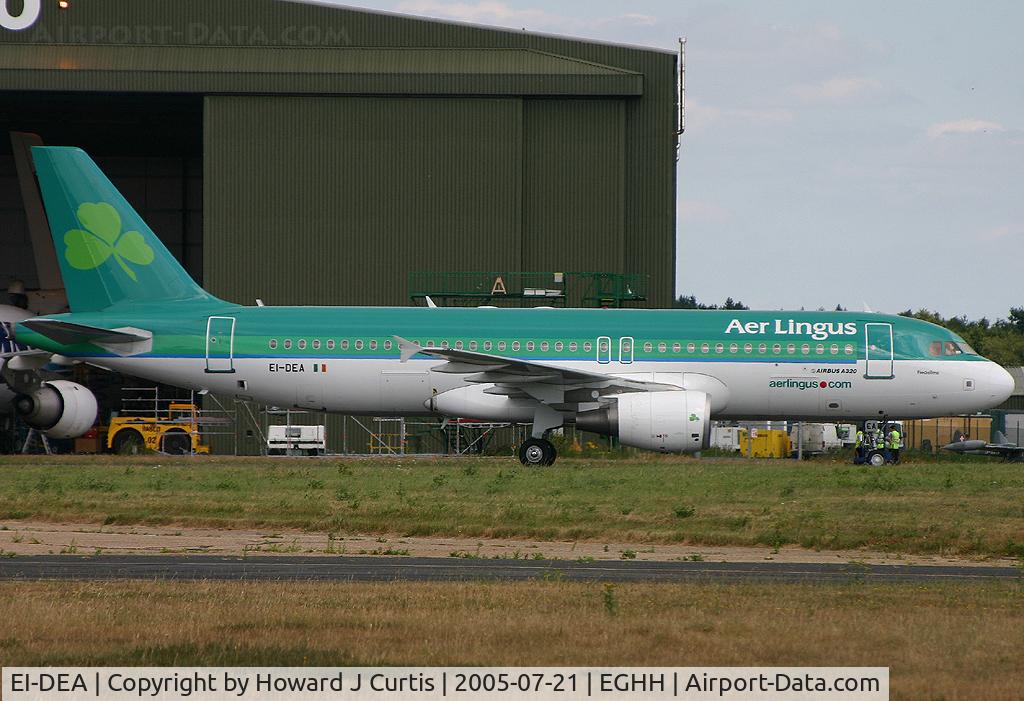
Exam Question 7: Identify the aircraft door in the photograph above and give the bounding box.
[596,336,612,364]
[205,316,236,373]
[864,322,894,379]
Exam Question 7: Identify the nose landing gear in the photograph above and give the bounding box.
[518,437,556,466]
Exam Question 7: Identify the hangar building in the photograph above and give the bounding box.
[0,0,680,453]
[0,0,679,305]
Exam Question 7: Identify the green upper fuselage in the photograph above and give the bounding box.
[16,305,985,365]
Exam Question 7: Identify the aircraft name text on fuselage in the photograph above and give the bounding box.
[725,319,859,341]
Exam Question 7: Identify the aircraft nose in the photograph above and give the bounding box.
[987,363,1015,405]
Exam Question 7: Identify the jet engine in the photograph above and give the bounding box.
[13,380,97,438]
[576,390,710,453]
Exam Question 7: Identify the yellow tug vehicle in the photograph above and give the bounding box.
[106,402,210,455]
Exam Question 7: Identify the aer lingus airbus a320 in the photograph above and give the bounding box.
[4,147,1014,464]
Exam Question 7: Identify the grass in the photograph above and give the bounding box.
[0,579,1021,700]
[0,454,1022,557]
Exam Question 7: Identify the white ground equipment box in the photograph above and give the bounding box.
[267,425,326,456]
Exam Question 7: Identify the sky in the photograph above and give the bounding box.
[313,0,1022,319]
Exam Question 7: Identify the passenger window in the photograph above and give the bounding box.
[455,340,463,350]
[815,344,824,354]
[484,341,493,351]
[312,340,321,350]
[369,340,378,350]
[298,339,307,350]
[269,339,278,350]
[801,344,810,355]
[526,341,535,351]
[658,342,667,353]
[340,340,349,350]
[743,343,752,353]
[773,344,782,354]
[383,340,392,350]
[643,342,653,352]
[327,340,335,350]
[469,340,477,351]
[554,341,563,352]
[540,341,549,352]
[758,343,767,353]
[441,340,449,349]
[845,344,854,355]
[284,339,292,350]
[701,343,710,353]
[498,341,507,351]
[512,341,521,351]
[728,343,737,353]
[830,344,839,355]
[787,344,796,354]
[568,342,577,352]
[715,343,724,353]
[354,340,364,350]
[583,341,592,352]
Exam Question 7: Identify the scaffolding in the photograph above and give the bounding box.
[408,271,648,308]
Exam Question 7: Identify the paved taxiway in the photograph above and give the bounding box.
[0,555,1019,583]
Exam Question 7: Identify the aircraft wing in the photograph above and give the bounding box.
[394,336,679,402]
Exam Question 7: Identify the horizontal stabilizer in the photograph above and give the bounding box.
[22,319,153,356]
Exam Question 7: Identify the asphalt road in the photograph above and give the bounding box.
[0,555,1019,583]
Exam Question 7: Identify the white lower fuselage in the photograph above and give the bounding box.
[89,355,1003,422]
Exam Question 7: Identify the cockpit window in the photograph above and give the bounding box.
[956,341,976,355]
[932,340,974,356]
[929,340,975,356]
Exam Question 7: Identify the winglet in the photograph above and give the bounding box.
[425,296,438,308]
[394,335,423,363]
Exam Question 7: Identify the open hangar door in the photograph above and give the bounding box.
[0,91,204,297]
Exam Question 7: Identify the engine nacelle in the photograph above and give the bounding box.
[14,380,97,439]
[576,390,710,453]
[429,385,537,422]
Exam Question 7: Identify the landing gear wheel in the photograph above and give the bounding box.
[868,450,887,467]
[519,438,556,466]
[113,429,145,456]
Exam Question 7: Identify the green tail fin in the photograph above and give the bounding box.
[32,146,219,312]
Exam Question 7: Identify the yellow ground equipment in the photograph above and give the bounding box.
[737,428,792,458]
[107,402,210,455]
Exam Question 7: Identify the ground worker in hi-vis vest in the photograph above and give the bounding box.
[874,426,886,452]
[855,427,866,463]
[888,426,902,464]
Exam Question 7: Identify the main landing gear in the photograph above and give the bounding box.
[518,437,557,466]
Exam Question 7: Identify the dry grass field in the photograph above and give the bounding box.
[0,454,1022,557]
[0,579,1021,700]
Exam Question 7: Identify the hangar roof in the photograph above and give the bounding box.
[0,45,643,96]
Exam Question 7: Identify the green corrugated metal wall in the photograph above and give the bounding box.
[205,96,524,306]
[522,100,624,272]
[205,95,633,305]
